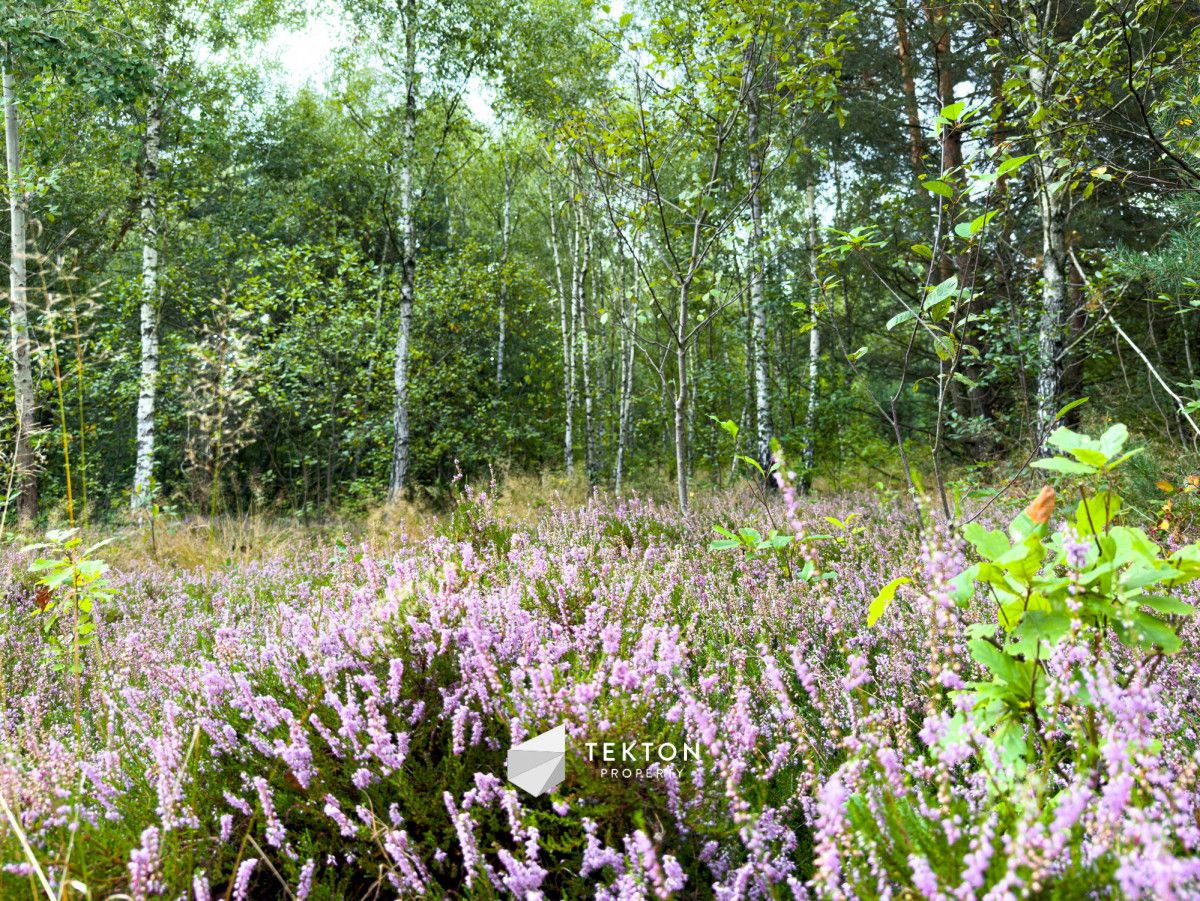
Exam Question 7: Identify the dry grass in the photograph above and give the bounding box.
[102,514,313,570]
[6,467,752,571]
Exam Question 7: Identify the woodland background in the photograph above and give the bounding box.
[3,0,1200,523]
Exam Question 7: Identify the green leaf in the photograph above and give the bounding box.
[1071,447,1109,468]
[1141,595,1194,616]
[1110,526,1160,568]
[867,576,913,627]
[84,537,118,556]
[940,100,966,121]
[1030,457,1098,475]
[886,310,916,331]
[76,560,106,578]
[966,622,997,640]
[997,536,1047,581]
[963,523,1009,561]
[1107,448,1144,470]
[1055,397,1089,420]
[932,333,957,361]
[1098,423,1129,459]
[925,275,958,306]
[709,415,738,441]
[997,154,1035,176]
[43,569,74,589]
[1008,510,1045,543]
[736,454,765,476]
[1009,610,1071,659]
[968,638,1013,679]
[1074,491,1122,536]
[1122,562,1180,591]
[923,179,954,199]
[1046,426,1095,457]
[1117,612,1182,654]
[950,563,980,605]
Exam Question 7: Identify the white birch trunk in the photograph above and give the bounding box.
[744,45,772,476]
[389,0,418,500]
[579,213,596,482]
[133,72,162,510]
[802,180,820,486]
[615,275,636,494]
[1029,62,1067,443]
[3,49,36,521]
[496,145,511,386]
[673,281,690,514]
[548,182,574,474]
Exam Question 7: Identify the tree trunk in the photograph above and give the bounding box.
[3,49,36,521]
[743,44,773,477]
[924,1,990,436]
[1060,242,1087,427]
[496,145,511,387]
[894,1,925,180]
[1030,61,1068,442]
[388,0,418,500]
[615,268,636,494]
[579,214,597,483]
[673,281,690,514]
[548,180,574,474]
[802,180,820,488]
[133,70,162,510]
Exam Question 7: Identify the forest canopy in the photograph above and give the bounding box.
[3,0,1200,521]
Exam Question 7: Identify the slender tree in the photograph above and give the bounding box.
[743,38,773,478]
[3,42,36,521]
[132,55,162,510]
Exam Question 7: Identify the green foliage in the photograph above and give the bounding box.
[23,528,114,675]
[866,574,911,627]
[955,423,1194,772]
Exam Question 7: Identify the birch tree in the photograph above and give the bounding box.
[132,54,162,511]
[802,179,820,487]
[573,0,848,512]
[496,140,512,387]
[742,38,773,477]
[127,0,292,510]
[341,0,501,500]
[546,172,574,474]
[3,42,36,521]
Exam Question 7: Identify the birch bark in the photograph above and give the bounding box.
[496,144,511,386]
[579,216,596,482]
[388,0,418,499]
[3,48,36,521]
[802,180,820,486]
[1029,59,1068,441]
[615,269,636,494]
[743,44,772,477]
[133,66,163,510]
[548,180,574,474]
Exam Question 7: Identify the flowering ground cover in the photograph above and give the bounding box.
[2,442,1200,898]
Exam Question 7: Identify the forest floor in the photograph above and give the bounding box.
[1,475,1198,898]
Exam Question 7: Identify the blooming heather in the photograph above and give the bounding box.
[0,481,1197,898]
